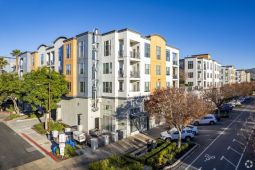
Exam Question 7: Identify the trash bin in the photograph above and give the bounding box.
[102,135,109,145]
[111,132,118,142]
[90,138,98,150]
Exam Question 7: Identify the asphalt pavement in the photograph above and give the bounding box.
[0,122,44,170]
[173,97,255,170]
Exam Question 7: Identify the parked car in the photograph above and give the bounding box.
[194,114,218,125]
[186,125,198,135]
[160,128,194,142]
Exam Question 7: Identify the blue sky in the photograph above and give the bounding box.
[0,0,254,69]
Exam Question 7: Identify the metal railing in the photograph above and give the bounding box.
[173,60,178,65]
[118,70,124,78]
[130,71,140,78]
[130,51,140,59]
[173,75,178,79]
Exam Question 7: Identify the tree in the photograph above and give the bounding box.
[10,49,21,72]
[0,57,8,73]
[0,73,24,114]
[145,88,213,148]
[22,67,68,129]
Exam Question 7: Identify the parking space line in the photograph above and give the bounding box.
[235,124,255,170]
[227,146,241,155]
[185,113,243,170]
[233,138,245,146]
[220,156,236,168]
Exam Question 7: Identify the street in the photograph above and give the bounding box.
[173,98,255,170]
[0,122,44,170]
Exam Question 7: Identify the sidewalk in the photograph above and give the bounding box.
[5,118,154,169]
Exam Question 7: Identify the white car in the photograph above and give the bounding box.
[186,125,198,135]
[160,128,194,142]
[194,114,217,125]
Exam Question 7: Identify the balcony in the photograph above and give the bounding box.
[118,50,124,58]
[173,60,178,65]
[130,51,140,59]
[130,86,140,92]
[130,71,140,78]
[118,70,124,78]
[173,75,178,79]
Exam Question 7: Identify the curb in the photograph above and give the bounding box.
[21,133,59,162]
[163,143,199,170]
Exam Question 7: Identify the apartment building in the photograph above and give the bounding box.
[17,52,32,77]
[221,65,236,85]
[235,69,247,83]
[246,72,251,82]
[184,54,221,90]
[16,28,180,137]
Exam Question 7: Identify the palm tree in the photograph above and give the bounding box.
[10,49,21,72]
[0,57,8,74]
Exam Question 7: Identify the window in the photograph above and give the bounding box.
[103,63,112,74]
[188,82,193,86]
[66,44,71,58]
[79,63,85,74]
[173,53,178,64]
[67,82,72,92]
[167,82,171,88]
[156,81,161,89]
[145,64,150,74]
[188,72,193,78]
[103,82,112,93]
[80,82,85,93]
[144,43,150,58]
[188,61,193,69]
[66,64,71,75]
[104,40,111,56]
[144,82,150,92]
[40,54,44,65]
[78,41,85,57]
[156,65,161,75]
[58,47,63,61]
[166,67,170,75]
[156,46,161,59]
[166,50,170,61]
[119,81,123,92]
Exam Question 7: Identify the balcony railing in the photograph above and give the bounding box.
[118,70,124,78]
[173,75,178,79]
[130,87,140,92]
[118,50,124,58]
[197,65,202,70]
[130,51,140,59]
[173,60,178,65]
[130,71,140,78]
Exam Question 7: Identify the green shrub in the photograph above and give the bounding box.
[50,121,66,131]
[65,144,76,157]
[89,155,143,170]
[33,123,47,134]
[33,121,67,135]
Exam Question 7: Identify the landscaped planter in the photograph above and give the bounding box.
[126,139,197,170]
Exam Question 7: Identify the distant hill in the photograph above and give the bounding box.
[246,68,255,80]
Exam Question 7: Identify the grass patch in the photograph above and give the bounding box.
[33,121,68,134]
[5,114,20,120]
[27,112,43,119]
[89,155,143,170]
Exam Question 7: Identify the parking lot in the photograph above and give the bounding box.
[144,97,255,170]
[172,97,255,170]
